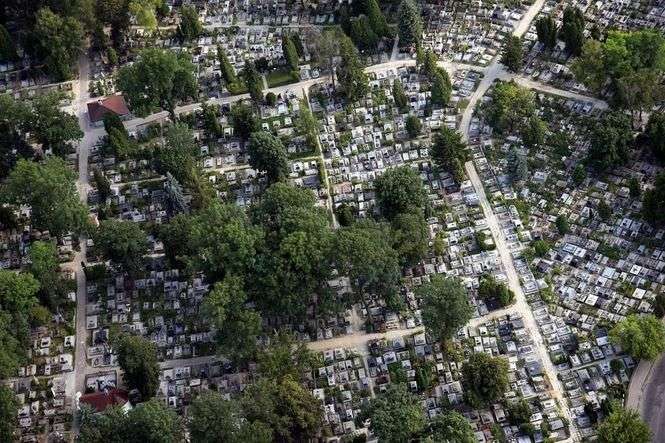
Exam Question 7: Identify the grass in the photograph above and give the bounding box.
[266,69,299,88]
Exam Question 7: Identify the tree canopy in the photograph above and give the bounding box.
[462,352,509,407]
[643,171,665,224]
[501,35,523,73]
[337,34,369,102]
[118,48,197,117]
[0,385,17,443]
[32,7,84,81]
[115,334,160,400]
[483,81,535,134]
[560,6,585,56]
[247,131,289,184]
[397,0,423,47]
[430,126,467,182]
[360,383,426,442]
[429,410,476,443]
[95,220,148,276]
[597,406,651,443]
[587,112,633,171]
[374,166,426,220]
[610,314,665,360]
[418,275,473,342]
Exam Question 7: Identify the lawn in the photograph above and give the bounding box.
[266,69,299,88]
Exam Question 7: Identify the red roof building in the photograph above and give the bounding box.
[87,96,130,124]
[79,389,131,413]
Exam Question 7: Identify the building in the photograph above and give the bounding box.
[87,96,130,126]
[79,389,132,414]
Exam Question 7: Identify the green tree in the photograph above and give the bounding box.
[0,385,17,443]
[362,0,389,38]
[4,158,89,238]
[177,5,202,42]
[188,392,271,443]
[203,275,262,364]
[374,166,426,220]
[157,122,198,184]
[349,16,379,52]
[118,48,197,117]
[335,220,402,309]
[230,102,259,140]
[405,115,422,138]
[572,164,586,186]
[95,220,148,275]
[189,203,261,279]
[360,383,426,442]
[462,353,509,407]
[0,24,18,61]
[125,399,184,443]
[248,131,289,183]
[431,126,467,182]
[418,275,473,342]
[28,91,83,157]
[115,334,160,399]
[610,314,665,360]
[587,112,633,171]
[392,211,429,266]
[501,35,523,73]
[535,15,557,50]
[242,377,323,442]
[314,28,342,89]
[217,46,239,86]
[560,6,585,56]
[33,8,84,80]
[257,332,317,381]
[628,177,641,198]
[645,111,665,162]
[243,61,264,103]
[483,81,535,133]
[282,33,300,72]
[597,200,612,221]
[643,171,665,224]
[533,239,551,257]
[556,215,570,235]
[597,407,651,443]
[397,0,423,47]
[478,274,515,307]
[430,69,452,106]
[296,101,319,152]
[29,241,61,308]
[337,35,369,102]
[507,146,528,183]
[392,79,408,110]
[429,410,475,443]
[521,115,546,149]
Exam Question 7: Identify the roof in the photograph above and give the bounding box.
[87,96,130,123]
[79,389,129,413]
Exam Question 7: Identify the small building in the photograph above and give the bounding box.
[79,389,132,414]
[87,96,130,126]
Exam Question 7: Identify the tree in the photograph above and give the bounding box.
[374,166,426,220]
[418,275,473,342]
[392,211,429,266]
[397,0,423,48]
[164,172,188,215]
[462,353,509,407]
[533,239,551,257]
[95,220,148,275]
[257,332,317,381]
[430,69,452,106]
[115,334,160,399]
[188,392,271,443]
[555,215,570,235]
[521,115,546,149]
[431,126,467,182]
[362,0,389,38]
[560,6,585,56]
[349,16,379,52]
[243,61,264,103]
[572,164,586,186]
[0,24,18,61]
[217,46,239,86]
[203,275,262,364]
[282,33,300,71]
[242,377,323,442]
[28,91,83,157]
[29,241,61,308]
[33,8,84,81]
[587,112,633,171]
[248,131,289,183]
[483,81,535,133]
[643,172,665,224]
[392,79,408,110]
[610,314,665,360]
[125,400,184,443]
[645,111,665,162]
[405,115,422,138]
[597,200,612,221]
[4,158,89,238]
[536,15,557,50]
[597,407,651,443]
[337,35,369,102]
[478,274,515,307]
[629,177,641,198]
[429,410,475,443]
[314,28,341,88]
[177,5,202,42]
[188,203,261,279]
[0,385,17,443]
[507,146,528,183]
[335,220,402,309]
[157,122,198,184]
[360,384,426,442]
[230,102,259,140]
[118,48,197,117]
[501,35,523,73]
[296,101,319,152]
